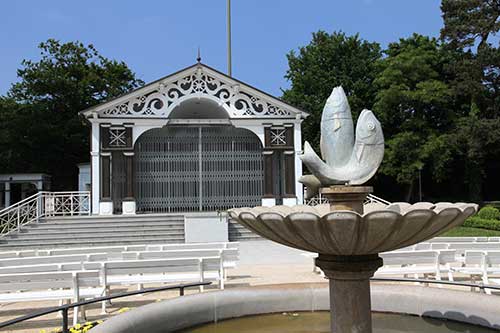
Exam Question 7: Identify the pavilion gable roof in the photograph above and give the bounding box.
[80,63,308,120]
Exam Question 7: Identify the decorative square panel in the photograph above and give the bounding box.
[270,128,286,146]
[109,128,127,147]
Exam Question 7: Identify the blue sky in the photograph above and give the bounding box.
[0,0,442,97]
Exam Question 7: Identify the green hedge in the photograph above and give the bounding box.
[477,206,500,220]
[463,216,500,231]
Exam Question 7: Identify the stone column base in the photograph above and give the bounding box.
[261,198,276,207]
[122,200,136,215]
[282,197,297,206]
[99,201,113,215]
[320,186,373,214]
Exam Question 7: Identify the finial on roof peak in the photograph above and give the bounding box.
[197,47,201,63]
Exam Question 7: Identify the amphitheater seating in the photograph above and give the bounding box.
[307,237,500,286]
[0,241,239,321]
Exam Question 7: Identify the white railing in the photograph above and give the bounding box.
[305,194,391,206]
[0,191,91,237]
[365,194,391,206]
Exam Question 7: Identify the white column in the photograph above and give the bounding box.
[294,120,304,204]
[4,182,11,207]
[91,121,100,214]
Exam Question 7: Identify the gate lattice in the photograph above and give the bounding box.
[134,126,263,213]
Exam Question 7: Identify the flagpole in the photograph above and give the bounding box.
[227,0,232,76]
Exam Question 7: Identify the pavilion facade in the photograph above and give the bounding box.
[80,63,308,215]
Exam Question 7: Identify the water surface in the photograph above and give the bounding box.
[180,312,498,333]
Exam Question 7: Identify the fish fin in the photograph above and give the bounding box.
[356,144,365,162]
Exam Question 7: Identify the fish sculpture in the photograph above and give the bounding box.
[299,86,384,198]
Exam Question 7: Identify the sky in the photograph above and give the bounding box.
[0,0,443,97]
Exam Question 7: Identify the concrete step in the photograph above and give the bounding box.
[26,221,184,229]
[0,237,186,250]
[228,221,261,241]
[4,230,184,241]
[0,233,185,243]
[41,215,184,224]
[20,226,184,234]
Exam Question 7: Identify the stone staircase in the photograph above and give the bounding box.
[0,214,185,250]
[228,219,261,241]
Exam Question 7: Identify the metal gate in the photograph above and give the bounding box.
[134,126,263,213]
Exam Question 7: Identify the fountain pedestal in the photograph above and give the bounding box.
[320,185,373,214]
[317,185,380,333]
[316,254,382,333]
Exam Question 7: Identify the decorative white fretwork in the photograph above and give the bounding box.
[101,66,294,118]
[270,128,286,145]
[109,128,127,147]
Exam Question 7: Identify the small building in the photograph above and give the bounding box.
[0,173,51,209]
[80,63,308,215]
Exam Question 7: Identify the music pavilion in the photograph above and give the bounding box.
[80,62,308,216]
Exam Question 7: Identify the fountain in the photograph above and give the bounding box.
[228,87,477,333]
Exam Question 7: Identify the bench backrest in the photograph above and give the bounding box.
[381,251,438,265]
[381,250,456,265]
[448,243,500,253]
[121,248,238,261]
[0,253,110,267]
[102,256,221,277]
[429,237,489,243]
[43,246,127,257]
[121,249,221,260]
[0,270,100,293]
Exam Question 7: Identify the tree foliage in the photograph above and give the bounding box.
[373,34,457,199]
[282,31,381,151]
[441,0,500,50]
[1,39,143,189]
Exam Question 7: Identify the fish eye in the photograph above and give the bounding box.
[367,122,375,131]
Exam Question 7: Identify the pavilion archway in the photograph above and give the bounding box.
[133,125,263,213]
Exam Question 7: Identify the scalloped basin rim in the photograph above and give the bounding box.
[230,207,468,219]
[228,202,478,256]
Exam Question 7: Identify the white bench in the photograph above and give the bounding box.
[377,250,457,280]
[0,271,103,325]
[98,256,223,311]
[452,250,500,294]
[100,257,223,288]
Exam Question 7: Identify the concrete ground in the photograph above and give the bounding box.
[0,240,324,333]
[0,240,489,333]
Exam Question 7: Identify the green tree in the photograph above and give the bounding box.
[373,34,456,200]
[441,0,500,201]
[2,39,143,190]
[282,31,382,151]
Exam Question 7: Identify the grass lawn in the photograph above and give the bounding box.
[441,226,500,237]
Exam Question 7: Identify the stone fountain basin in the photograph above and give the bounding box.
[228,202,477,255]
